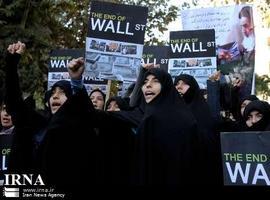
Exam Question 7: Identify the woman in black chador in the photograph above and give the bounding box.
[174,74,221,185]
[226,95,259,132]
[63,58,144,186]
[5,42,97,196]
[136,68,198,186]
[243,100,270,131]
[174,74,217,139]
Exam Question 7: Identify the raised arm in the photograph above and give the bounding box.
[64,57,95,116]
[207,70,221,122]
[5,41,28,126]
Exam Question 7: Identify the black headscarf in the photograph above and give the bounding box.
[174,74,200,104]
[46,80,72,115]
[89,88,106,101]
[124,82,135,98]
[136,68,198,185]
[235,94,259,121]
[105,96,130,111]
[36,90,52,120]
[243,100,270,131]
[240,95,259,105]
[51,80,72,99]
[44,90,51,105]
[143,68,181,115]
[174,74,220,184]
[174,74,215,133]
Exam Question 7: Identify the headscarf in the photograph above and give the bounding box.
[105,96,130,111]
[89,89,106,102]
[243,100,270,131]
[142,68,181,116]
[174,74,200,104]
[173,74,220,184]
[137,68,198,185]
[51,80,72,99]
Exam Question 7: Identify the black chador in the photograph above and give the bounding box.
[243,100,270,131]
[174,74,217,141]
[91,103,143,186]
[174,74,221,185]
[5,52,97,194]
[136,68,198,186]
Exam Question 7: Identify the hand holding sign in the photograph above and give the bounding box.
[142,63,160,70]
[209,70,221,82]
[232,76,244,88]
[67,57,85,80]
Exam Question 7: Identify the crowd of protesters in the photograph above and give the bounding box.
[1,41,270,196]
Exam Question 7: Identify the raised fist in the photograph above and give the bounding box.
[7,41,26,54]
[67,57,85,80]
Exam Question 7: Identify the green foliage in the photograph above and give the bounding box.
[1,0,269,106]
[0,0,179,108]
[108,80,120,100]
[116,0,179,45]
[0,0,57,101]
[255,74,270,100]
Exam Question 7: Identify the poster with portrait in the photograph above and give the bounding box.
[181,5,255,97]
[168,29,216,89]
[220,132,270,186]
[142,46,170,72]
[48,49,123,96]
[85,1,148,82]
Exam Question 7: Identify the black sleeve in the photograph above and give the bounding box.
[230,86,240,120]
[5,53,42,129]
[61,87,95,118]
[129,66,146,108]
[5,53,23,110]
[91,106,143,129]
[49,86,95,127]
[207,80,221,122]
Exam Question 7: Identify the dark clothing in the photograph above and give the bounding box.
[220,95,259,132]
[5,53,97,195]
[175,74,221,185]
[175,75,216,135]
[41,89,97,186]
[243,100,270,131]
[234,94,259,122]
[93,106,143,185]
[5,53,47,172]
[136,69,199,186]
[219,117,248,132]
[207,80,258,132]
[129,67,146,108]
[207,80,221,122]
[105,96,131,111]
[229,95,260,132]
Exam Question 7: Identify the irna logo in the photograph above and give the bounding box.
[4,174,45,186]
[3,187,19,198]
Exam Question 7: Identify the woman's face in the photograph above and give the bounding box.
[142,74,161,103]
[0,105,13,128]
[49,87,68,114]
[175,80,190,96]
[90,91,105,110]
[246,110,263,127]
[106,100,120,111]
